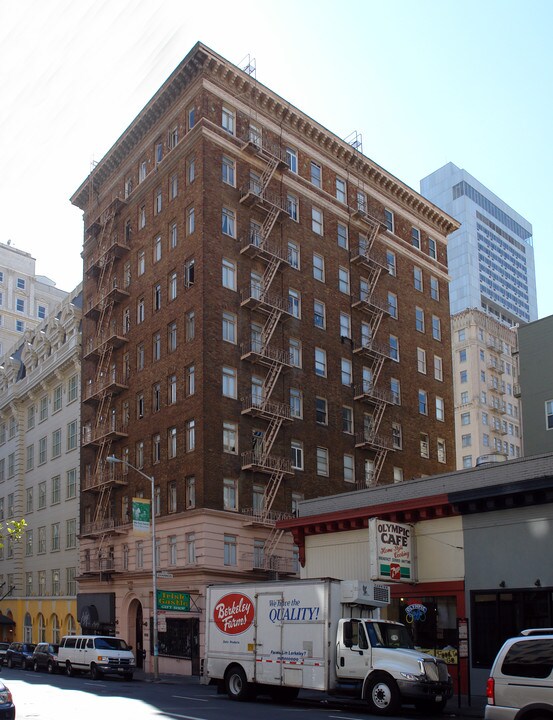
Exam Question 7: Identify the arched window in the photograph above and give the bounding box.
[37,613,46,643]
[66,614,77,636]
[51,614,60,644]
[24,612,33,643]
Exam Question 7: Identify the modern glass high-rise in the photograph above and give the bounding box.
[421,162,537,325]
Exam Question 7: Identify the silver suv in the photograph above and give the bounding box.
[485,630,553,719]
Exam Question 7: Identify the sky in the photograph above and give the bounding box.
[1,0,552,318]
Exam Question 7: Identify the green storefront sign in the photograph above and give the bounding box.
[156,590,190,612]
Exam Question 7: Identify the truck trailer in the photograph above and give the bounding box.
[204,578,452,715]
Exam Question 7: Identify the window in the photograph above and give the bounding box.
[338,267,350,294]
[392,422,402,450]
[310,161,321,187]
[136,541,144,568]
[26,444,34,471]
[222,312,237,343]
[291,440,304,470]
[289,288,301,318]
[38,526,46,553]
[312,207,323,235]
[51,523,60,551]
[137,297,145,324]
[186,419,196,452]
[152,332,161,361]
[389,335,399,362]
[417,347,427,374]
[38,436,47,464]
[25,529,33,557]
[67,420,78,450]
[187,154,195,183]
[546,400,553,430]
[38,482,46,510]
[223,479,238,511]
[186,364,195,396]
[388,292,398,319]
[40,395,48,422]
[170,221,178,249]
[289,338,302,367]
[186,532,196,563]
[222,258,236,290]
[316,397,328,425]
[430,276,440,300]
[432,315,442,341]
[316,447,329,476]
[27,405,36,430]
[66,518,76,549]
[462,455,472,468]
[418,390,428,415]
[341,358,352,386]
[428,237,437,259]
[313,253,325,282]
[436,396,445,421]
[26,487,33,513]
[17,277,26,290]
[343,454,355,483]
[458,329,466,342]
[342,406,353,434]
[356,190,366,214]
[337,223,348,249]
[222,207,236,237]
[51,429,62,458]
[434,355,443,381]
[224,535,237,566]
[287,193,299,222]
[340,312,351,339]
[461,391,469,404]
[139,205,146,229]
[186,476,196,509]
[222,155,235,186]
[290,388,303,419]
[223,422,238,454]
[168,536,177,566]
[16,298,25,313]
[411,227,421,249]
[384,209,394,233]
[315,347,327,377]
[462,434,472,448]
[285,147,298,173]
[336,177,346,202]
[222,366,237,399]
[286,241,299,270]
[154,186,162,214]
[386,249,396,276]
[16,319,24,332]
[415,306,425,332]
[222,106,235,134]
[168,482,177,513]
[188,105,195,130]
[390,377,401,405]
[420,433,430,458]
[135,440,144,469]
[414,266,423,291]
[37,304,46,319]
[459,348,467,363]
[313,300,325,329]
[186,206,195,235]
[186,310,195,341]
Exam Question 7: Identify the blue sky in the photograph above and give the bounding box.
[1,0,552,317]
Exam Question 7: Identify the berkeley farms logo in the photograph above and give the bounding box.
[214,593,254,635]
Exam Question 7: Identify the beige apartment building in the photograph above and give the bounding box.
[0,285,82,643]
[0,241,68,358]
[451,308,522,468]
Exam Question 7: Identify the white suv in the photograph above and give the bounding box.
[485,630,553,719]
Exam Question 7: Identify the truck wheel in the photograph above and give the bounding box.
[415,698,448,715]
[66,661,74,677]
[225,665,251,701]
[366,674,400,716]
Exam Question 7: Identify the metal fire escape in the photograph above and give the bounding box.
[81,197,130,568]
[349,204,394,486]
[238,128,294,570]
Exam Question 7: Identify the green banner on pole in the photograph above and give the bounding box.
[156,590,190,612]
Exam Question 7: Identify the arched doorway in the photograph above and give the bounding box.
[128,599,144,669]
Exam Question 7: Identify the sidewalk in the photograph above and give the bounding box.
[134,670,487,718]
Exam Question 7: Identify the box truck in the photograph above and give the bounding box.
[204,578,452,715]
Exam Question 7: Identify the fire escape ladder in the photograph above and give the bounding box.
[258,157,280,196]
[262,417,284,460]
[260,204,281,243]
[262,525,285,564]
[261,255,282,292]
[371,449,389,487]
[261,471,286,521]
[262,306,283,347]
[262,355,283,400]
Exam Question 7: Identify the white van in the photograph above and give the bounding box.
[57,635,135,680]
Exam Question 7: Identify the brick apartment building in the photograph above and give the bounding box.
[70,42,459,674]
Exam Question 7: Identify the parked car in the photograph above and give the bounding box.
[485,629,553,719]
[0,644,10,667]
[31,642,59,673]
[5,642,36,669]
[0,681,15,720]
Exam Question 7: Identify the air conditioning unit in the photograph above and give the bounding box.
[340,580,390,608]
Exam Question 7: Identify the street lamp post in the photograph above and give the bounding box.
[106,455,159,680]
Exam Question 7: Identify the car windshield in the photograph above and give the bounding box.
[94,638,129,651]
[366,622,415,649]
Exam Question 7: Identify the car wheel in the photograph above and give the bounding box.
[225,665,252,701]
[33,660,39,672]
[6,657,13,669]
[66,661,74,677]
[90,663,102,680]
[366,674,400,716]
[47,660,55,674]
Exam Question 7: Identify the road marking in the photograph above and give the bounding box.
[157,713,209,720]
[171,695,209,702]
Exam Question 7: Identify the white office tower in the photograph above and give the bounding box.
[421,163,537,325]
